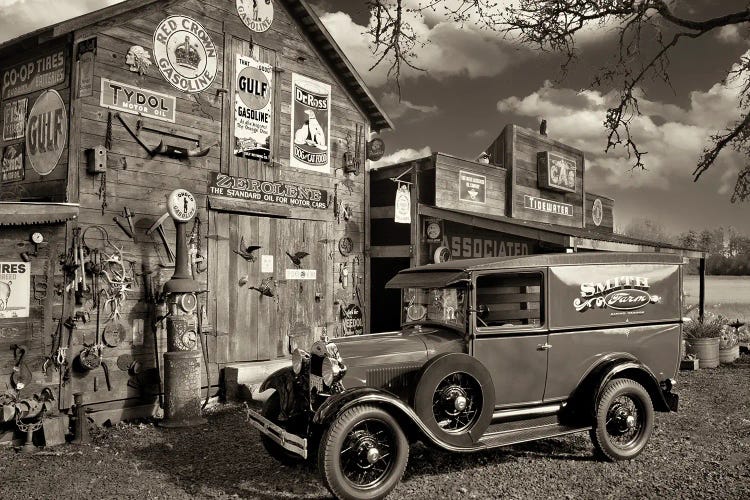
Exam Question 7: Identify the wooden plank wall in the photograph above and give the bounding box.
[484,125,587,228]
[0,224,66,400]
[434,153,506,218]
[584,192,615,233]
[41,0,372,408]
[511,126,585,227]
[0,40,70,202]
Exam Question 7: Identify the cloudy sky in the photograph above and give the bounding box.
[2,0,749,235]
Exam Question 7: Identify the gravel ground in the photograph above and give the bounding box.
[1,354,749,500]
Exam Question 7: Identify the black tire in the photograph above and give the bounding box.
[413,353,494,447]
[261,392,304,466]
[590,378,654,461]
[318,405,409,500]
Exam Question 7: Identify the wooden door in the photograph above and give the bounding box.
[208,212,332,363]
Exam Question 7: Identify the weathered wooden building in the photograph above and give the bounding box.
[369,125,702,332]
[0,0,390,427]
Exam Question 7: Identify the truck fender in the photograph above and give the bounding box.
[258,367,296,418]
[569,354,672,422]
[313,387,476,453]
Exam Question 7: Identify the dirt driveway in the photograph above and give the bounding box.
[1,355,749,499]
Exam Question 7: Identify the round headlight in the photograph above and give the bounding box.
[321,357,341,386]
[292,349,308,375]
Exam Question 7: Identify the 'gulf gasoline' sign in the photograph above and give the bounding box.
[26,90,67,176]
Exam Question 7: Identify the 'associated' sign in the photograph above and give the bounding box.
[26,90,67,176]
[100,78,176,122]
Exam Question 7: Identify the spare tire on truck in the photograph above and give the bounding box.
[413,353,494,447]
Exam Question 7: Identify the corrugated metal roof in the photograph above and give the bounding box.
[0,202,79,226]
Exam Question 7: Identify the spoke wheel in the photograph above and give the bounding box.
[432,373,482,433]
[590,378,654,461]
[414,353,494,447]
[319,405,408,500]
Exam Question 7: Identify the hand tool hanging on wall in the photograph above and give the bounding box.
[147,213,176,264]
[113,207,135,239]
[117,112,216,159]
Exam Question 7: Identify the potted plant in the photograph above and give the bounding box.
[684,313,725,368]
[719,320,743,363]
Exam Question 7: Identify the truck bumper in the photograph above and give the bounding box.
[246,407,308,459]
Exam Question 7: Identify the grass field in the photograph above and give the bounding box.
[683,275,750,320]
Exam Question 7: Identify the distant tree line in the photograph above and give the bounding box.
[620,219,750,275]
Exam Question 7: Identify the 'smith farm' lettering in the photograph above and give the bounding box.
[574,276,661,312]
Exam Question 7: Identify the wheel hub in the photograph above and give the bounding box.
[366,447,381,464]
[440,385,468,415]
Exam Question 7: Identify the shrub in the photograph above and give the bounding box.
[683,312,727,340]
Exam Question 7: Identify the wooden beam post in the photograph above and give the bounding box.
[699,257,706,321]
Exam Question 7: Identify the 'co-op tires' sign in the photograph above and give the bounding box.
[26,90,67,176]
[153,15,217,93]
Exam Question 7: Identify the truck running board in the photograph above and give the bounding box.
[477,423,591,450]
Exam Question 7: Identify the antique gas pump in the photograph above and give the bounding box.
[160,189,206,427]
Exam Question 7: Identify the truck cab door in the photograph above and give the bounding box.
[470,269,548,408]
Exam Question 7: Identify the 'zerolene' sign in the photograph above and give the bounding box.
[153,15,217,93]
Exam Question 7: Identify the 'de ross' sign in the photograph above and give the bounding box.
[26,90,67,176]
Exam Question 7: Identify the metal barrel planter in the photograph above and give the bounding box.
[719,345,740,364]
[686,338,720,368]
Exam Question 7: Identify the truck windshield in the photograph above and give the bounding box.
[402,286,467,329]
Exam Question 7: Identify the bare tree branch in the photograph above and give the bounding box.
[367,1,750,201]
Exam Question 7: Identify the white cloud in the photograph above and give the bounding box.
[715,24,750,46]
[0,0,124,43]
[370,146,432,170]
[379,91,438,120]
[320,10,523,88]
[496,56,748,193]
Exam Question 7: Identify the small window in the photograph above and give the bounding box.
[475,272,544,328]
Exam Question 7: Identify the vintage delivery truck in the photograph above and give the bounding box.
[247,253,683,500]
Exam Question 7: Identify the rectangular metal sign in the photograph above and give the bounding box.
[0,262,31,319]
[2,98,27,141]
[234,55,273,162]
[2,48,66,99]
[538,151,577,193]
[458,170,486,203]
[290,73,331,173]
[209,172,328,210]
[99,78,176,123]
[523,195,573,217]
[285,269,316,280]
[1,143,24,183]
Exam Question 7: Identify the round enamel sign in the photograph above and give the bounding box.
[167,189,197,222]
[26,90,67,176]
[592,198,603,227]
[236,0,274,33]
[153,15,217,93]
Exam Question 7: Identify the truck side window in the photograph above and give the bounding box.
[476,272,543,328]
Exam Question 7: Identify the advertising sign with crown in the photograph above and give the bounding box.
[236,0,274,33]
[290,73,331,173]
[234,55,273,162]
[153,15,217,93]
